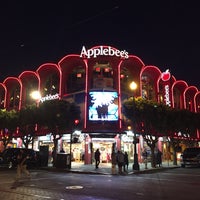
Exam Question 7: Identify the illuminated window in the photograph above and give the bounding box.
[77,73,82,78]
[43,74,59,96]
[95,67,101,72]
[67,66,86,93]
[92,62,114,89]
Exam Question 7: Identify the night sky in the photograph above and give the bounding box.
[0,1,199,89]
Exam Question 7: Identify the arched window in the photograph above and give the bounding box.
[120,66,135,101]
[92,62,114,89]
[67,65,85,93]
[42,74,59,96]
[142,75,156,101]
[25,82,39,106]
[9,87,20,109]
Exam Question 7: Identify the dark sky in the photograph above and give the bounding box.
[0,1,199,89]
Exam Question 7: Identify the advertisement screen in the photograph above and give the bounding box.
[88,91,118,121]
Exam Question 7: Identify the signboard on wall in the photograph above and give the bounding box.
[80,46,129,59]
[88,91,118,121]
[161,69,172,106]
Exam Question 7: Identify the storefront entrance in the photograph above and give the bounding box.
[92,138,116,163]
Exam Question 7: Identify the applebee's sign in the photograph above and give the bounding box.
[40,93,60,103]
[80,46,129,59]
[161,69,171,106]
[164,85,171,106]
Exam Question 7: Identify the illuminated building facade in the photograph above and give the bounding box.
[0,45,199,164]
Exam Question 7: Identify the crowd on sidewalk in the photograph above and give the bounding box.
[70,159,179,175]
[69,149,178,175]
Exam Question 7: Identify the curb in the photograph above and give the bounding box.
[39,165,180,175]
[133,166,180,174]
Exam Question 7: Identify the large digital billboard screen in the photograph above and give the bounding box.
[88,91,118,121]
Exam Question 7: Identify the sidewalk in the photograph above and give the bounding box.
[44,161,180,175]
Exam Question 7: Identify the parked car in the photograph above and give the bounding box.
[181,147,200,168]
[0,148,40,169]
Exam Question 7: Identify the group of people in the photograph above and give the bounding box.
[95,148,163,173]
[142,148,163,168]
[115,150,129,174]
[15,147,163,179]
[94,148,129,174]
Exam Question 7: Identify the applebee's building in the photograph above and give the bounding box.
[0,45,199,164]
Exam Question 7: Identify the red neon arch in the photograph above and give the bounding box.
[3,77,22,109]
[0,83,7,108]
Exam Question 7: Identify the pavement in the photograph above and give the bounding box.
[42,161,181,175]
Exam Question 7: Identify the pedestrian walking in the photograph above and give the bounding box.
[156,149,163,167]
[116,150,124,174]
[111,151,117,174]
[142,148,148,169]
[94,149,101,169]
[16,149,31,180]
[51,147,56,166]
[123,152,129,172]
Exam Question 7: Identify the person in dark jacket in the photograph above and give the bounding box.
[142,148,148,169]
[111,151,117,174]
[156,149,163,167]
[94,149,101,169]
[116,150,124,174]
[123,152,129,172]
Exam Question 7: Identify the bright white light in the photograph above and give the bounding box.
[130,81,137,90]
[30,91,41,101]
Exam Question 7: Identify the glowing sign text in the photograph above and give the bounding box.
[80,46,129,59]
[40,93,60,103]
[164,85,171,106]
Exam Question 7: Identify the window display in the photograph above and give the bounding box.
[88,91,118,121]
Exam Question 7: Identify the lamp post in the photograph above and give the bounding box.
[30,91,41,148]
[129,81,140,171]
[30,90,41,130]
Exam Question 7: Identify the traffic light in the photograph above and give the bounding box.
[74,119,79,126]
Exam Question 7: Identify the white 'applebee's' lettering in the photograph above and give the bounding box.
[80,46,129,59]
[40,93,60,103]
[164,85,171,106]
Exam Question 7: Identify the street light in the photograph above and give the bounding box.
[30,91,41,105]
[30,90,41,139]
[30,91,41,131]
[129,81,140,171]
[130,81,137,91]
